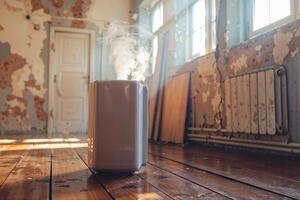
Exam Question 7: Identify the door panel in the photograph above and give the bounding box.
[53,32,89,133]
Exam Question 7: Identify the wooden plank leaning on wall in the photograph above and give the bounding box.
[160,72,190,144]
[148,32,169,141]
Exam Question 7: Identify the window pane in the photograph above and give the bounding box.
[253,0,291,31]
[211,21,216,50]
[211,0,216,21]
[210,0,217,50]
[151,35,158,73]
[192,31,200,55]
[270,0,290,23]
[199,27,206,55]
[192,0,205,31]
[152,2,163,32]
[253,0,270,30]
[175,13,187,65]
[192,28,205,56]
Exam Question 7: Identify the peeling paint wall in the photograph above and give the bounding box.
[191,53,222,129]
[0,0,131,134]
[179,19,300,142]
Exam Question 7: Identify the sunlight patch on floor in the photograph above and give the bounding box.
[0,139,17,144]
[23,138,81,143]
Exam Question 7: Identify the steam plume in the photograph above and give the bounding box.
[102,20,152,82]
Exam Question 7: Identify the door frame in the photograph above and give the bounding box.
[48,26,96,134]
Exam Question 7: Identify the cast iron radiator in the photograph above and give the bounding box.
[224,65,288,135]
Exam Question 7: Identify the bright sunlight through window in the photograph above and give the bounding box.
[151,1,163,74]
[151,35,158,73]
[152,2,163,33]
[192,0,206,56]
[253,0,291,31]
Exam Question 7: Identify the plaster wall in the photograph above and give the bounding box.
[0,0,131,134]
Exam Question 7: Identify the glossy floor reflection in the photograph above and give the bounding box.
[0,133,299,199]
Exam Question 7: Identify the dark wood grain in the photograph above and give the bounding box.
[137,164,229,200]
[0,143,32,186]
[148,153,290,200]
[0,134,38,187]
[51,143,112,200]
[74,146,171,200]
[0,133,298,200]
[0,144,50,200]
[149,143,300,199]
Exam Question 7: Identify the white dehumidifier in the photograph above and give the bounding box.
[88,80,148,172]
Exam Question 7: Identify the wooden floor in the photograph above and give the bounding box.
[0,134,299,200]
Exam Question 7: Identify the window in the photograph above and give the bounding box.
[174,0,217,65]
[174,10,187,66]
[191,0,206,56]
[227,0,297,46]
[151,1,163,73]
[152,1,163,33]
[210,0,217,50]
[188,0,217,58]
[226,0,247,47]
[151,35,158,73]
[252,0,293,33]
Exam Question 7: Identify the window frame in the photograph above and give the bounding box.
[151,1,164,33]
[174,8,189,66]
[249,0,296,37]
[187,0,217,61]
[150,1,163,73]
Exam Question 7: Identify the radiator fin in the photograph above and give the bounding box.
[250,73,259,134]
[266,70,276,135]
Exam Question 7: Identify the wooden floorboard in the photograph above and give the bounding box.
[95,172,170,200]
[137,164,229,200]
[149,143,300,199]
[51,143,112,200]
[0,143,51,200]
[148,153,290,200]
[73,146,171,200]
[0,143,33,186]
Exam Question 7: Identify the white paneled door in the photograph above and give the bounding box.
[53,32,90,133]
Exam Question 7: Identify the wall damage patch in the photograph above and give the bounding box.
[71,19,86,28]
[0,93,28,132]
[0,42,10,60]
[0,53,27,89]
[192,53,222,128]
[273,30,293,65]
[50,0,64,8]
[227,54,248,75]
[71,0,84,18]
[71,0,92,18]
[0,2,49,133]
[31,0,44,12]
[25,79,41,90]
[34,96,47,121]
